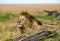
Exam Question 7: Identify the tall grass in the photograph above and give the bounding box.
[0,12,18,41]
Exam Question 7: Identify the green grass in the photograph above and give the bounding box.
[0,12,16,22]
[35,16,55,20]
[5,33,13,41]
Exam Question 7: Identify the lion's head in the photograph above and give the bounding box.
[17,12,35,28]
[17,12,36,34]
[17,11,42,34]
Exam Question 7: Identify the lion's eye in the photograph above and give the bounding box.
[21,18,24,20]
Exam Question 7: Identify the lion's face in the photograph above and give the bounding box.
[17,15,31,28]
[17,15,26,28]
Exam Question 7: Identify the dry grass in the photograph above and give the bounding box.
[0,4,60,12]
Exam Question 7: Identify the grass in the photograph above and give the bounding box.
[0,11,60,41]
[0,12,16,22]
[5,33,13,41]
[0,12,18,41]
[35,16,54,20]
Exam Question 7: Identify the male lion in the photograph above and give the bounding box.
[17,11,57,34]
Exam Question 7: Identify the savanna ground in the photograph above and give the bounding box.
[0,4,60,41]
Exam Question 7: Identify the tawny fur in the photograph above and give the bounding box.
[17,12,57,34]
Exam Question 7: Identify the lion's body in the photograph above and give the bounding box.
[17,12,57,34]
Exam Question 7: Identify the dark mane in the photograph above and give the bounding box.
[21,11,42,25]
[21,11,35,21]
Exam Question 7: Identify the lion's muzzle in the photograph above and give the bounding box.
[17,22,23,28]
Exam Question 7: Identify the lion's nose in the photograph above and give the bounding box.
[18,22,21,24]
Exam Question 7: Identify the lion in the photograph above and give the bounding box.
[17,11,57,34]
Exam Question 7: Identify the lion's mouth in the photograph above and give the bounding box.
[18,25,22,27]
[18,23,22,28]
